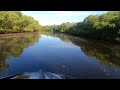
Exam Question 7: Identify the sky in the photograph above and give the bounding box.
[21,11,108,26]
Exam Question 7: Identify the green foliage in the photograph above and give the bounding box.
[1,11,120,42]
[44,11,120,43]
[118,30,120,34]
[42,22,76,33]
[0,11,42,33]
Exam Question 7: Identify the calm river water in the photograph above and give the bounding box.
[0,32,120,79]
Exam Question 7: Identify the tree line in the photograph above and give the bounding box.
[0,11,120,42]
[0,11,42,34]
[44,11,120,43]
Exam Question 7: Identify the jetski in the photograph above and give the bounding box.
[2,70,69,79]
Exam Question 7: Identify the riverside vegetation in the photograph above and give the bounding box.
[0,11,120,43]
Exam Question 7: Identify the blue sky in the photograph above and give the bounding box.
[21,11,108,26]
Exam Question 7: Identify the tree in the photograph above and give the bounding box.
[44,11,120,42]
[0,11,42,33]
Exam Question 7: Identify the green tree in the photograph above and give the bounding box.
[0,11,42,33]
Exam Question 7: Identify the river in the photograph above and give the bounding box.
[0,32,120,79]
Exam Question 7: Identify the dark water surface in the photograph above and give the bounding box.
[0,32,120,79]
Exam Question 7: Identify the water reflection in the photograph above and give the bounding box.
[41,32,120,68]
[0,32,120,79]
[0,33,40,73]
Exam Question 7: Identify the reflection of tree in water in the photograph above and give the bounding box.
[0,33,40,73]
[42,32,120,68]
[80,42,120,67]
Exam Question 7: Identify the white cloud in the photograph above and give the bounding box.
[21,11,33,15]
[48,11,97,18]
[36,17,62,26]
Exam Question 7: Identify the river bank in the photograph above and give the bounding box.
[0,32,39,37]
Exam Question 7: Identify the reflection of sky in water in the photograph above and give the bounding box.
[0,33,120,79]
[49,42,79,48]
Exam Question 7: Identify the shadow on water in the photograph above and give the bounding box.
[0,33,40,74]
